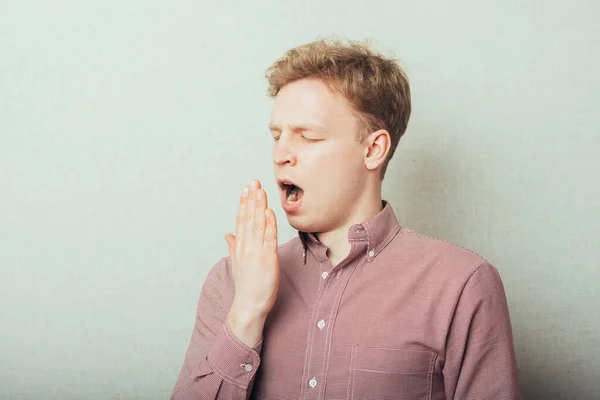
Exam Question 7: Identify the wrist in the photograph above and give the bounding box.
[230,298,270,321]
[227,307,267,348]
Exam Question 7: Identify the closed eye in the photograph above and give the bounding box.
[272,136,322,142]
[303,136,323,142]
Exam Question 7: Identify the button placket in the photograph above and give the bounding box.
[300,244,364,398]
[301,268,334,397]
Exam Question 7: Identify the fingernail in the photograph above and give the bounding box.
[242,187,249,196]
[251,179,258,188]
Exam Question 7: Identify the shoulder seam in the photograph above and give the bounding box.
[403,229,488,262]
[444,260,491,350]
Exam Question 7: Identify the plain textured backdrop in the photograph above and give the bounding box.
[1,1,599,399]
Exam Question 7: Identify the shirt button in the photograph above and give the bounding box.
[317,319,325,329]
[309,377,317,388]
[368,249,375,257]
[321,271,328,279]
[244,364,253,372]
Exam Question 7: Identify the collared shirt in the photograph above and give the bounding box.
[171,200,521,399]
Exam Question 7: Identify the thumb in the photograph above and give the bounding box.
[224,234,236,259]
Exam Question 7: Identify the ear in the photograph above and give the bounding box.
[363,129,391,172]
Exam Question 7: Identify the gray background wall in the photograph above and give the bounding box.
[1,1,598,399]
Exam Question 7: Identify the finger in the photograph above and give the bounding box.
[235,187,249,250]
[225,234,236,261]
[244,186,257,245]
[224,234,236,274]
[251,179,261,190]
[253,188,267,241]
[263,208,278,249]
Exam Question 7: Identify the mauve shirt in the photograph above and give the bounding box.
[171,200,521,399]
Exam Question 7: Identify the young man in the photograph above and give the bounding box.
[171,39,521,399]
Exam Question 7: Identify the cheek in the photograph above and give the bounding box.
[304,147,341,174]
[306,146,362,182]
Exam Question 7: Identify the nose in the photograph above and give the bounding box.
[272,136,297,166]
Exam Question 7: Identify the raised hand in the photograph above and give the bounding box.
[224,179,280,347]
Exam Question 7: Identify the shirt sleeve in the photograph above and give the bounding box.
[170,257,263,400]
[443,262,522,400]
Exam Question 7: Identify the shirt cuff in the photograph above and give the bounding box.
[206,320,262,388]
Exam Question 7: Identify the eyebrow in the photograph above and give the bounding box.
[269,123,325,132]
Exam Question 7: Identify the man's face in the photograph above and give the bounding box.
[270,78,368,233]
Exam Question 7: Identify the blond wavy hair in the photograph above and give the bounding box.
[265,37,411,180]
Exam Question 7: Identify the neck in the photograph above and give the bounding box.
[315,186,383,266]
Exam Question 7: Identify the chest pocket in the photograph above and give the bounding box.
[347,345,437,400]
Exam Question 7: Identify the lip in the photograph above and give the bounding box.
[277,178,301,191]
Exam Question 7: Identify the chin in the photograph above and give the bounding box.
[285,214,316,233]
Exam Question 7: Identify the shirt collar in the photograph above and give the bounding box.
[297,199,401,263]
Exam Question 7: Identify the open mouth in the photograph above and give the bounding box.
[278,179,305,205]
[284,183,304,204]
